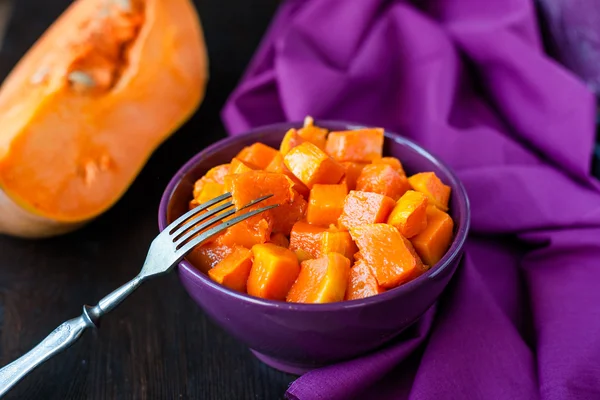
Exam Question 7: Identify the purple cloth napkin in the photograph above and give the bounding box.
[221,0,600,399]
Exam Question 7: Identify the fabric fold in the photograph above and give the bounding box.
[221,0,600,398]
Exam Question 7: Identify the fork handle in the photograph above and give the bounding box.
[0,275,144,396]
[0,314,90,396]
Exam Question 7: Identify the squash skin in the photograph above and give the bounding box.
[0,0,208,238]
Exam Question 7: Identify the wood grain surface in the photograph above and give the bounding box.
[0,0,296,399]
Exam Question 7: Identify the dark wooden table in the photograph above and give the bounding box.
[0,1,297,398]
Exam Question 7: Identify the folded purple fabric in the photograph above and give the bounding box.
[221,0,600,399]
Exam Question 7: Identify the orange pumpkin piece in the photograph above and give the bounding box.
[387,190,429,238]
[229,157,255,175]
[265,152,310,198]
[218,217,272,249]
[195,181,226,204]
[286,253,351,303]
[208,246,253,292]
[338,191,395,230]
[373,157,406,177]
[297,116,328,150]
[350,224,425,288]
[284,142,345,189]
[269,232,290,248]
[280,129,305,155]
[289,221,327,258]
[408,172,451,212]
[193,164,230,198]
[273,191,308,235]
[247,243,300,300]
[410,206,454,266]
[224,170,294,223]
[325,128,384,162]
[339,162,368,190]
[345,259,385,300]
[186,241,235,274]
[356,164,410,201]
[306,183,348,227]
[320,230,358,261]
[236,143,280,170]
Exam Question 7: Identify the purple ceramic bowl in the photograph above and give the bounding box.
[158,121,470,375]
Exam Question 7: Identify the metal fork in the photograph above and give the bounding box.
[0,192,277,396]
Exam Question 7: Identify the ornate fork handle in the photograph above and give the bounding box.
[0,275,144,396]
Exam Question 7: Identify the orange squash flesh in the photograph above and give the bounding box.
[387,190,429,238]
[284,142,345,189]
[265,152,310,198]
[373,157,406,177]
[356,163,410,201]
[410,206,454,266]
[186,241,236,274]
[236,143,280,170]
[229,158,254,175]
[350,224,425,288]
[345,259,385,300]
[320,229,358,261]
[325,128,384,162]
[289,221,327,258]
[0,0,208,237]
[338,190,395,230]
[339,161,368,191]
[408,172,451,212]
[247,243,300,301]
[306,183,348,227]
[286,253,351,303]
[208,246,253,292]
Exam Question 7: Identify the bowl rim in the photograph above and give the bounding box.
[158,120,470,311]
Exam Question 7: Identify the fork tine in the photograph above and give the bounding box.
[171,200,235,240]
[168,192,233,234]
[175,204,279,256]
[173,194,275,246]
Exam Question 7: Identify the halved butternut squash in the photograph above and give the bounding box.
[0,0,208,237]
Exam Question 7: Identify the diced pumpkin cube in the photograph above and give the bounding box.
[289,221,327,258]
[186,241,235,274]
[280,128,305,155]
[356,164,410,201]
[345,259,385,300]
[193,164,230,198]
[284,142,345,189]
[350,224,425,288]
[298,116,327,149]
[338,191,395,230]
[408,172,451,211]
[247,244,300,300]
[224,169,294,222]
[265,152,310,198]
[339,162,368,190]
[273,190,307,235]
[208,246,253,292]
[320,230,358,261]
[286,253,351,303]
[236,143,280,170]
[325,128,384,162]
[195,181,226,204]
[306,183,348,227]
[268,232,290,248]
[410,206,454,266]
[229,157,255,175]
[373,157,406,177]
[387,190,429,238]
[218,217,273,249]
